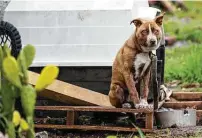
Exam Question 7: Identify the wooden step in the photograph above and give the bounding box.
[171,92,202,101]
[163,101,202,109]
[197,110,202,120]
[197,110,202,117]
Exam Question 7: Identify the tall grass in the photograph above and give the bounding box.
[165,44,202,83]
[163,1,202,43]
[164,20,202,43]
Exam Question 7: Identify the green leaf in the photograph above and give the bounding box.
[0,47,2,90]
[106,136,117,138]
[7,121,16,138]
[0,47,3,67]
[2,44,11,58]
[12,110,21,127]
[1,80,16,119]
[136,126,145,138]
[26,116,35,138]
[0,115,8,132]
[3,56,22,88]
[20,118,29,131]
[21,85,36,117]
[22,44,35,68]
[130,121,145,138]
[17,50,28,84]
[35,65,59,91]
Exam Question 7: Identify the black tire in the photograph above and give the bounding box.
[0,21,22,58]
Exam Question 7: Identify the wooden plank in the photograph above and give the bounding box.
[163,101,202,109]
[35,124,152,132]
[196,110,202,123]
[171,92,202,101]
[145,113,153,129]
[66,111,75,125]
[35,106,153,113]
[70,81,110,94]
[197,110,202,117]
[28,71,112,107]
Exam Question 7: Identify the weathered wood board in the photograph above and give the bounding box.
[28,71,112,107]
[29,67,112,95]
[171,92,202,101]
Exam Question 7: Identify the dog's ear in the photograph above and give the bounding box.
[154,12,165,26]
[130,18,143,27]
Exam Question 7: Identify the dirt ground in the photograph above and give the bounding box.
[44,126,202,138]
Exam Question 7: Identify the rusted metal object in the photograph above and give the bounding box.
[35,106,154,132]
[155,108,196,129]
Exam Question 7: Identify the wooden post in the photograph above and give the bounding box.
[151,55,159,110]
[145,112,153,129]
[66,110,75,125]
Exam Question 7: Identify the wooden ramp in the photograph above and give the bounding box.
[28,71,112,107]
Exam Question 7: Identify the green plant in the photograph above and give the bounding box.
[130,121,145,138]
[165,44,202,83]
[106,136,117,138]
[0,44,59,138]
[163,1,202,43]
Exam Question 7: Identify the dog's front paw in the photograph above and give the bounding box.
[122,102,134,109]
[135,99,153,109]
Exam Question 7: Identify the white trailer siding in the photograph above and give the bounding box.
[4,0,159,67]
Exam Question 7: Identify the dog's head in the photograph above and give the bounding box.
[130,12,165,52]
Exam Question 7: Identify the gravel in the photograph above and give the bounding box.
[0,0,10,20]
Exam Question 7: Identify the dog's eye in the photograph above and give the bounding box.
[141,30,148,35]
[153,29,159,35]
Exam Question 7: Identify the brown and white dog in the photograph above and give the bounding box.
[108,13,165,108]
